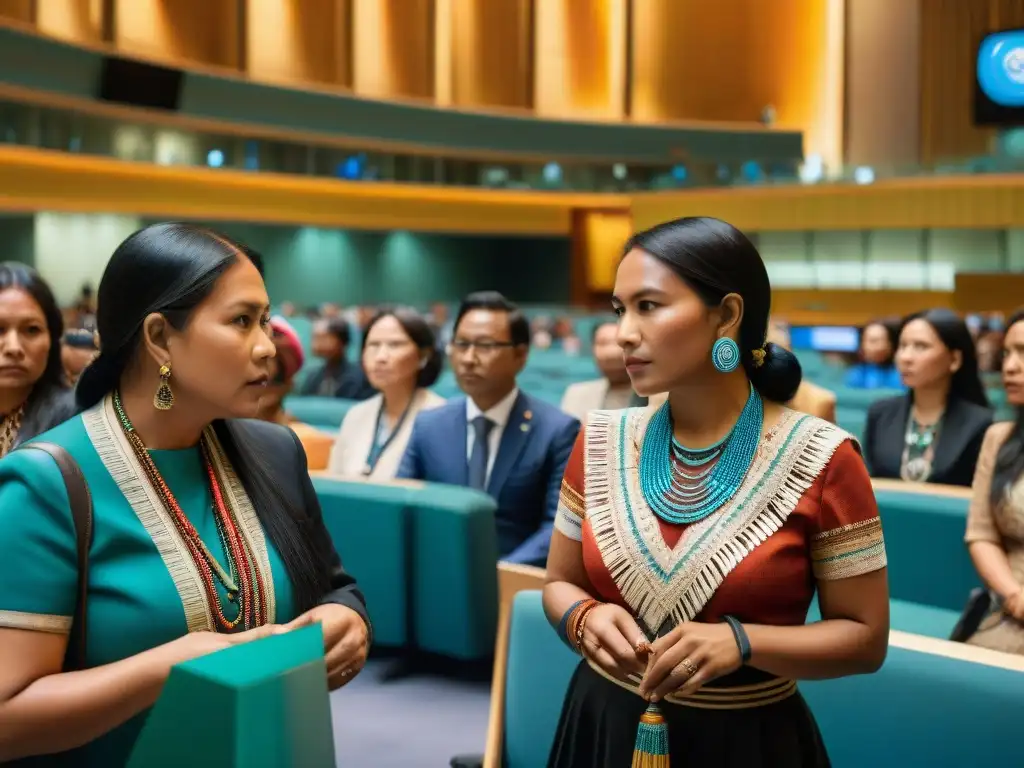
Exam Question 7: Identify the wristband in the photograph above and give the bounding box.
[722,614,751,663]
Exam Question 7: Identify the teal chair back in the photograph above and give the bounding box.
[314,477,499,659]
[314,477,411,647]
[874,487,979,612]
[284,396,357,431]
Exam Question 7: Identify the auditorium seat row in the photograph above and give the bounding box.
[312,475,499,659]
[310,476,976,663]
[492,584,1024,768]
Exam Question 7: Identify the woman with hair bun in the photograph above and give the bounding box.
[543,216,889,767]
[0,223,370,765]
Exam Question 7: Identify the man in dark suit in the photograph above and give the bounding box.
[398,291,580,567]
[299,317,376,400]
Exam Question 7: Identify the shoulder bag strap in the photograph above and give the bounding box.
[20,441,93,671]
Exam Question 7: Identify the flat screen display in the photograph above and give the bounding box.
[789,326,860,353]
[975,29,1024,125]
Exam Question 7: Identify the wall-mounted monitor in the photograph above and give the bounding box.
[974,29,1024,126]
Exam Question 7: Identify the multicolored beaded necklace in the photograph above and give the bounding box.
[112,391,267,631]
[638,386,763,524]
[0,403,24,458]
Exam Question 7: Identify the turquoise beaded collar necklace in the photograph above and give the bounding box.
[638,386,764,524]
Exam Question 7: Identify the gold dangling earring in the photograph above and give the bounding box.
[154,363,174,411]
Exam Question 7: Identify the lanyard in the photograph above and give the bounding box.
[362,396,415,476]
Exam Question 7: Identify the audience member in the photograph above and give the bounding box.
[845,319,903,389]
[329,307,445,479]
[561,319,634,420]
[0,262,76,457]
[397,291,579,566]
[766,318,837,422]
[62,327,99,385]
[863,309,992,486]
[300,317,376,400]
[0,223,370,765]
[964,308,1024,654]
[258,314,335,469]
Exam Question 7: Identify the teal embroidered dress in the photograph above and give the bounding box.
[0,398,297,766]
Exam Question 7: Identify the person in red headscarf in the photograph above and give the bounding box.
[259,315,335,469]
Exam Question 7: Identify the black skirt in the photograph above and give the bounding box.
[547,661,831,768]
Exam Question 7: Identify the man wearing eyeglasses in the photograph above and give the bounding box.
[397,291,580,567]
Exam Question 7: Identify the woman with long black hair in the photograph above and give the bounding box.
[0,262,76,455]
[544,216,888,767]
[862,308,993,487]
[0,223,370,765]
[964,309,1024,654]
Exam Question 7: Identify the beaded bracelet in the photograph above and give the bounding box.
[570,600,600,654]
[557,599,586,647]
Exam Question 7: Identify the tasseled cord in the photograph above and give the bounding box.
[631,703,670,767]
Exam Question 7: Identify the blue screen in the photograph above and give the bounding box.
[978,29,1024,107]
[789,326,860,353]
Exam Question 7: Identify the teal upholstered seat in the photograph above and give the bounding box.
[284,396,357,431]
[313,478,499,659]
[806,596,960,640]
[313,477,411,647]
[502,590,1024,768]
[874,488,979,612]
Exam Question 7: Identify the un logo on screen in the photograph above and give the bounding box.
[1004,47,1024,84]
[979,31,1024,107]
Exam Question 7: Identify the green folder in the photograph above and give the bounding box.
[128,625,336,767]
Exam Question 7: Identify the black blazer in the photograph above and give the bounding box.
[223,418,371,636]
[862,394,993,487]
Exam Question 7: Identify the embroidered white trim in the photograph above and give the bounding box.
[584,407,852,635]
[84,397,216,633]
[0,609,72,633]
[555,503,584,541]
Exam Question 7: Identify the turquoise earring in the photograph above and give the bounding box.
[711,338,740,373]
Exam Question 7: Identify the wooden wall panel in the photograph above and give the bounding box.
[844,0,921,167]
[955,273,1024,315]
[0,0,32,24]
[35,0,107,44]
[114,0,241,70]
[772,289,953,326]
[631,176,1024,233]
[352,0,434,100]
[437,0,531,110]
[246,0,349,87]
[533,0,626,120]
[629,0,844,165]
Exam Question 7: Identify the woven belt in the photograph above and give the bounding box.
[585,659,797,710]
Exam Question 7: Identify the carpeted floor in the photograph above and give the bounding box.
[330,660,491,767]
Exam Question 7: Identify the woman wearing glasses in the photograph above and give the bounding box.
[328,307,445,479]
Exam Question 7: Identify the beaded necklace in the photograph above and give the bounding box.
[0,403,24,458]
[112,392,268,631]
[638,386,763,524]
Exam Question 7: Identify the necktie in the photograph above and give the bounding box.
[468,415,494,491]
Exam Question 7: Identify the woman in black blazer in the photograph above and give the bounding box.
[863,308,993,487]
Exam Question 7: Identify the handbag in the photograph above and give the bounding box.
[949,587,992,643]
[19,442,93,670]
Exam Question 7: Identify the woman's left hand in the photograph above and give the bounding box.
[638,621,742,702]
[285,604,370,688]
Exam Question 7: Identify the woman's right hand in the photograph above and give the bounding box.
[579,603,647,682]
